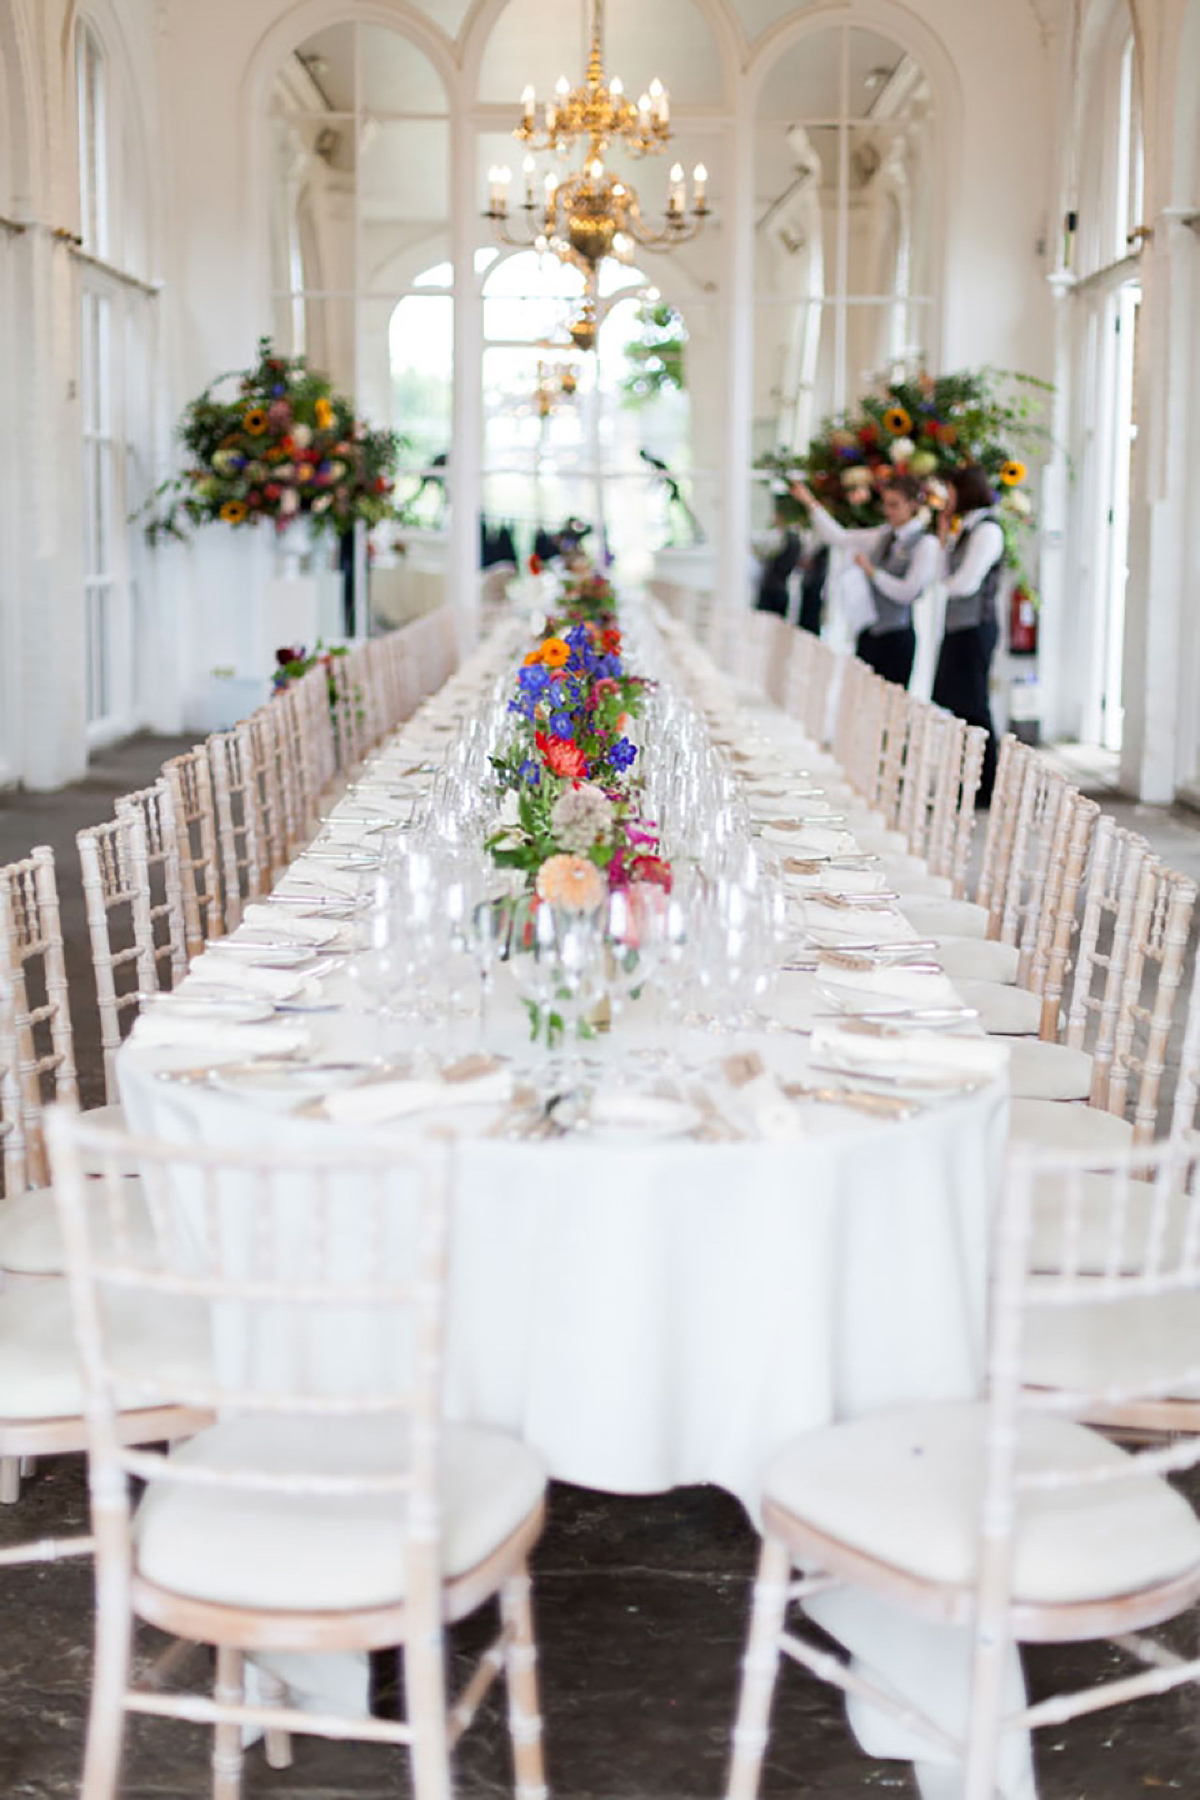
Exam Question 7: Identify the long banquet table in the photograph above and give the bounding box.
[117,607,1029,1798]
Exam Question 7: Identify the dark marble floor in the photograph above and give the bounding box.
[5,743,1200,1796]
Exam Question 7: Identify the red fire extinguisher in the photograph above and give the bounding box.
[1009,585,1038,656]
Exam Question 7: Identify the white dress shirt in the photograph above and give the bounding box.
[941,509,1005,595]
[805,503,939,606]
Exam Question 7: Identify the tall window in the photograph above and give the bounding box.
[77,24,115,727]
[752,24,936,524]
[268,17,452,588]
[75,19,156,742]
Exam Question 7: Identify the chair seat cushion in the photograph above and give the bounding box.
[1008,1041,1094,1102]
[847,822,910,857]
[763,1399,1200,1607]
[0,1283,211,1422]
[1010,1096,1135,1155]
[937,938,1021,985]
[958,981,1043,1036]
[1030,1170,1185,1275]
[883,863,953,899]
[0,1173,154,1278]
[134,1414,547,1613]
[1024,1290,1200,1402]
[899,898,991,940]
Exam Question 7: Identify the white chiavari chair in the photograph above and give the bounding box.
[0,846,80,1190]
[78,804,185,1105]
[1011,859,1197,1156]
[46,1111,548,1800]
[898,734,1033,944]
[208,726,268,930]
[727,1135,1200,1800]
[243,708,291,885]
[162,747,224,958]
[952,779,1099,1035]
[115,781,189,990]
[329,646,368,777]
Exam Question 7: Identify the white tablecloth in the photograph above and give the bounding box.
[116,625,1030,1797]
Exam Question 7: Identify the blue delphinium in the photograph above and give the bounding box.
[609,737,637,770]
[518,759,541,786]
[550,710,575,738]
[518,663,550,698]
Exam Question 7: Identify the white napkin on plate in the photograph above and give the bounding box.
[240,907,332,946]
[131,1015,311,1056]
[324,1068,514,1126]
[731,1073,805,1141]
[817,964,958,1014]
[188,955,306,1000]
[761,822,858,855]
[275,865,362,900]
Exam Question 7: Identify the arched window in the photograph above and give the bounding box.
[752,20,936,501]
[77,16,155,742]
[478,250,695,575]
[268,19,451,483]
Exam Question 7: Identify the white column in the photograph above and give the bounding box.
[1120,211,1197,801]
[448,102,483,650]
[717,96,754,615]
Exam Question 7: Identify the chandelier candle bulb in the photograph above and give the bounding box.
[523,155,536,206]
[669,162,685,215]
[522,84,536,125]
[693,163,708,210]
[610,75,623,97]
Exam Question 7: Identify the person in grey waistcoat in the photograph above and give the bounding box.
[932,465,1006,807]
[789,474,936,689]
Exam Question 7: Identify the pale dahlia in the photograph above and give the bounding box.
[550,782,613,852]
[535,854,606,912]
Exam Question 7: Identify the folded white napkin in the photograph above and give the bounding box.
[324,1068,514,1126]
[761,823,858,855]
[187,955,306,1000]
[787,866,889,897]
[732,1073,805,1141]
[240,907,332,946]
[275,865,362,900]
[817,964,960,1016]
[809,1024,1009,1085]
[131,1014,311,1056]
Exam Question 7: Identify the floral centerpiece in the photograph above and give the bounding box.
[486,580,672,1042]
[758,367,1052,588]
[142,337,401,546]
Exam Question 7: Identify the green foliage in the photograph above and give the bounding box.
[620,302,688,408]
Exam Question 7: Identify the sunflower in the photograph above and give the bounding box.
[243,407,269,436]
[999,460,1027,487]
[539,636,571,669]
[315,396,334,431]
[219,500,249,524]
[883,405,913,436]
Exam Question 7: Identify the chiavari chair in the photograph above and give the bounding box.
[208,727,268,930]
[726,1135,1200,1800]
[898,734,1034,943]
[162,747,224,957]
[46,1111,548,1800]
[1010,859,1197,1154]
[78,803,185,1106]
[0,846,80,1190]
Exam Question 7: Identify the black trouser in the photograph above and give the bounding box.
[855,625,916,689]
[932,618,999,806]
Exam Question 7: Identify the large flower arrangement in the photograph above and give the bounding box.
[487,576,671,940]
[143,337,401,545]
[759,367,1052,583]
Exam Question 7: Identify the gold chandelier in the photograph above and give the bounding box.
[483,0,708,344]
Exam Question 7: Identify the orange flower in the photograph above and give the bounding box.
[243,408,268,436]
[535,854,606,912]
[219,500,248,524]
[999,460,1027,487]
[315,396,334,431]
[883,405,912,436]
[539,636,571,669]
[523,648,545,666]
